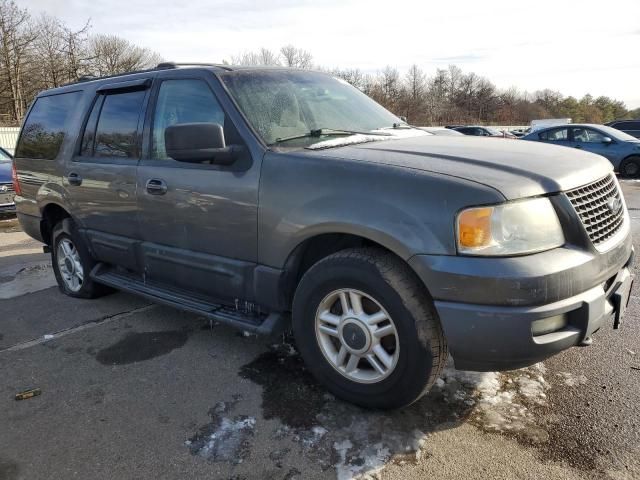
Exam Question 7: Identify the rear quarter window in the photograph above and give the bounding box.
[15,91,82,160]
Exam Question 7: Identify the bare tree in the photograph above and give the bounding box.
[229,47,280,66]
[280,44,313,69]
[0,0,37,122]
[88,34,162,76]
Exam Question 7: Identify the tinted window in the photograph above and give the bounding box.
[152,79,225,159]
[619,121,640,130]
[15,91,81,159]
[539,128,568,141]
[80,97,102,156]
[93,90,146,158]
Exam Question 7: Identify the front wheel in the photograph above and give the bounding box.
[292,248,447,409]
[620,156,640,178]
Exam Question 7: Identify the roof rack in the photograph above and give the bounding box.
[59,62,233,88]
[156,62,233,71]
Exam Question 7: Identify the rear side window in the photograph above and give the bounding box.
[15,91,82,159]
[620,121,640,130]
[539,128,568,141]
[81,90,146,158]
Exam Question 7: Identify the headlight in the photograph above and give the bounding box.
[456,197,564,256]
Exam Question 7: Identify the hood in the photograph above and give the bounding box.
[0,162,11,183]
[304,135,612,199]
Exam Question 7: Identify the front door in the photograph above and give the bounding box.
[136,74,260,305]
[69,80,152,270]
[569,127,621,162]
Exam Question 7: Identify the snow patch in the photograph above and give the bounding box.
[0,263,56,299]
[433,360,550,439]
[556,372,588,387]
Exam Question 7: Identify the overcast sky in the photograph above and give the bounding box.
[25,0,640,108]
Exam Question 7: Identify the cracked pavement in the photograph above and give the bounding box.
[0,180,639,480]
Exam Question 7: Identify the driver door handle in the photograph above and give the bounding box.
[146,178,168,195]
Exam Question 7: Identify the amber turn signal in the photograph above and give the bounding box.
[458,207,493,248]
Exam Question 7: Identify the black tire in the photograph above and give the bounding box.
[292,247,447,409]
[51,218,112,298]
[620,156,640,178]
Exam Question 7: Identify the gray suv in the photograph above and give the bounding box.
[12,64,634,409]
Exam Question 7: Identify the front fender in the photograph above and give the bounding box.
[258,151,504,268]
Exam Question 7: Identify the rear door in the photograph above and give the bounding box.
[538,127,571,148]
[136,71,259,304]
[69,79,152,270]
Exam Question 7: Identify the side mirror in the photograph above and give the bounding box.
[165,122,238,165]
[602,136,613,144]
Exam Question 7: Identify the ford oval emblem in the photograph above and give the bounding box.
[606,196,622,214]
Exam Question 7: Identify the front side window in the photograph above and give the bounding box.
[220,70,400,146]
[152,79,226,159]
[572,128,606,143]
[15,91,82,159]
[539,128,568,141]
[93,90,146,158]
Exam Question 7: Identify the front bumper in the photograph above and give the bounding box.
[0,202,16,214]
[409,232,634,371]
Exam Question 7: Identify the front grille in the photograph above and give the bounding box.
[565,174,625,247]
[0,183,14,193]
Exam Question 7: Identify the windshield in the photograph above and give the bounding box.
[0,148,11,163]
[484,127,503,135]
[220,70,402,146]
[597,125,639,142]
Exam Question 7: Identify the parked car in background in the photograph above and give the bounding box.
[510,128,530,138]
[419,127,464,136]
[0,146,16,214]
[521,124,640,176]
[454,126,516,138]
[606,119,640,139]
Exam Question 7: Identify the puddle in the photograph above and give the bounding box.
[0,459,20,480]
[0,263,56,299]
[186,395,256,464]
[240,343,477,478]
[239,342,564,479]
[95,330,189,365]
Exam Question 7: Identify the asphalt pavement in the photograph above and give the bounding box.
[1,181,639,480]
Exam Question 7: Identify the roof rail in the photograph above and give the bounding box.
[156,62,233,71]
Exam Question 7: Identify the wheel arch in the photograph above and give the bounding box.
[278,231,428,312]
[40,202,72,245]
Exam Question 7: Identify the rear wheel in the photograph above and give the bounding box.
[51,218,111,298]
[620,156,640,178]
[292,248,447,409]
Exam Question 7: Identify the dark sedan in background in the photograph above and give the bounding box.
[521,124,640,176]
[606,119,640,139]
[0,146,16,215]
[453,125,516,138]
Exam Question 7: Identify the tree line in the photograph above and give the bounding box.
[1,1,638,127]
[225,47,638,126]
[0,0,162,125]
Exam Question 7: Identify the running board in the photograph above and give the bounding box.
[90,265,288,335]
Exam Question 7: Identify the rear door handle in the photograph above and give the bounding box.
[574,145,582,149]
[146,178,168,195]
[67,172,82,186]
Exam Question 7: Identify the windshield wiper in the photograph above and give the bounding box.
[272,128,392,145]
